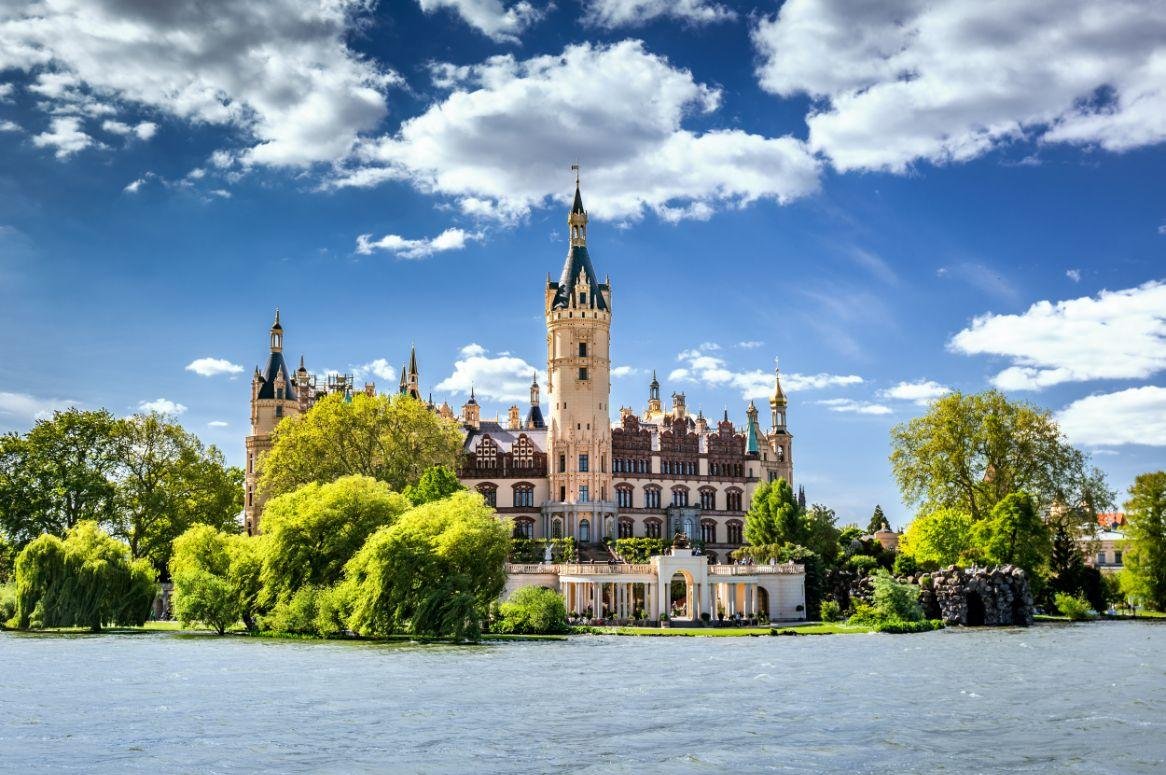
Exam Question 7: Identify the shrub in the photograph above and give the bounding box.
[0,582,15,626]
[847,555,880,575]
[848,571,931,634]
[494,587,569,634]
[892,552,918,576]
[170,526,262,635]
[819,599,842,622]
[614,538,669,564]
[1054,592,1095,621]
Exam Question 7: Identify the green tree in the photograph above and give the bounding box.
[743,478,801,547]
[890,390,1112,521]
[169,525,262,635]
[258,393,463,500]
[899,508,974,567]
[259,475,410,605]
[0,409,122,545]
[802,504,842,565]
[972,492,1050,576]
[344,491,511,641]
[1121,471,1166,610]
[13,521,155,631]
[403,465,465,506]
[867,505,890,534]
[111,413,243,573]
[494,587,569,634]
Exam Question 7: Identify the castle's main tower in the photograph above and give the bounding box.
[544,175,614,540]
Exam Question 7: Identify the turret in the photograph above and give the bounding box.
[508,405,521,430]
[269,308,283,352]
[525,373,546,429]
[462,386,480,430]
[769,365,788,433]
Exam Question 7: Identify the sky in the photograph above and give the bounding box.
[1,0,1164,528]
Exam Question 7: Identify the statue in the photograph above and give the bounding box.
[671,530,690,550]
[543,542,554,564]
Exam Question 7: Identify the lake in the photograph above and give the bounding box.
[1,623,1164,773]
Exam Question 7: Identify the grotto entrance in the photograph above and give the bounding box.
[965,590,986,626]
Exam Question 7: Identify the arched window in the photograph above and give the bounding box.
[579,519,591,543]
[671,486,689,507]
[618,518,634,539]
[513,482,535,507]
[726,488,743,511]
[644,486,661,509]
[551,518,563,539]
[645,518,662,539]
[616,485,634,509]
[699,488,716,510]
[477,482,497,507]
[700,520,716,544]
[727,520,743,544]
[512,518,534,539]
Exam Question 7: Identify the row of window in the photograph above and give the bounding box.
[477,483,743,511]
[610,458,748,478]
[511,517,744,544]
[613,458,650,473]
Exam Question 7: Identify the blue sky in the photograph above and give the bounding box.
[1,0,1164,527]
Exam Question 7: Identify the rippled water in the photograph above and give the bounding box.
[1,623,1164,773]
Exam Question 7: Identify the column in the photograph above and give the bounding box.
[649,582,658,619]
[728,583,737,616]
[592,581,601,619]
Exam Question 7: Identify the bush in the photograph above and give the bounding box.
[874,619,944,634]
[848,571,930,633]
[170,526,262,635]
[614,538,669,564]
[1054,592,1095,621]
[509,537,577,563]
[847,555,880,575]
[819,599,842,622]
[494,587,569,634]
[892,552,918,576]
[0,582,15,626]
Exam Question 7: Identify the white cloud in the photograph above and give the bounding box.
[612,365,642,378]
[753,0,1166,172]
[185,357,244,377]
[670,345,863,399]
[1066,268,1082,283]
[335,40,820,222]
[138,398,187,415]
[123,174,153,193]
[736,340,764,349]
[936,263,1018,303]
[350,358,400,385]
[435,344,544,403]
[417,0,545,43]
[1,0,394,167]
[816,398,893,416]
[32,116,94,158]
[1057,386,1166,447]
[355,227,482,260]
[133,121,157,140]
[0,391,79,423]
[880,380,951,406]
[950,280,1166,391]
[207,420,229,428]
[583,0,735,28]
[0,83,12,101]
[0,119,18,132]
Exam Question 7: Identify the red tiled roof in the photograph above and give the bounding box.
[1097,512,1125,527]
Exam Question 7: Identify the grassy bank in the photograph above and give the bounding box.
[579,622,879,637]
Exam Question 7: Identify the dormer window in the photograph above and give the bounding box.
[579,293,586,305]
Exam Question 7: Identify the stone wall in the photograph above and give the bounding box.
[918,565,1034,627]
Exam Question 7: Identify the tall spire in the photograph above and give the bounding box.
[398,364,407,394]
[770,363,788,433]
[568,163,587,247]
[409,344,418,378]
[269,307,283,352]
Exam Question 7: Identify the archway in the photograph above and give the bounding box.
[669,571,693,620]
[756,587,770,620]
[579,519,590,543]
[965,590,986,626]
[551,518,563,539]
[1010,593,1027,626]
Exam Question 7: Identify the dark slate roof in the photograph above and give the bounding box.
[257,351,292,399]
[462,423,548,453]
[525,404,545,429]
[550,245,608,311]
[572,184,585,214]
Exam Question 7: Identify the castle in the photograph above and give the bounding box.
[244,177,805,620]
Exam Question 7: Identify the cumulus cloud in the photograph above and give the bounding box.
[583,0,736,28]
[1066,268,1082,283]
[735,340,764,349]
[0,119,18,132]
[0,391,79,423]
[611,365,642,378]
[668,345,862,400]
[355,227,482,260]
[950,280,1166,390]
[435,344,544,403]
[335,40,820,222]
[350,358,402,385]
[1,0,395,167]
[185,357,244,377]
[880,380,951,406]
[1057,386,1166,447]
[753,0,1166,172]
[417,0,545,42]
[816,398,893,416]
[138,398,187,415]
[31,116,95,158]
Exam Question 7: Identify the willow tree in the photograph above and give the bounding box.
[170,525,263,635]
[13,521,156,631]
[890,390,1112,521]
[1122,471,1166,610]
[258,393,463,500]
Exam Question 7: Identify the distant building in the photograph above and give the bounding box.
[1084,528,1127,573]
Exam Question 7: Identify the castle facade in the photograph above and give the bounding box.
[244,179,797,571]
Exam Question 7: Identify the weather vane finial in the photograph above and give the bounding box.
[571,162,580,186]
